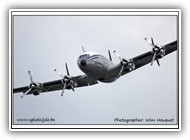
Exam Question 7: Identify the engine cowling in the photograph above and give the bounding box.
[33,91,40,96]
[120,59,135,71]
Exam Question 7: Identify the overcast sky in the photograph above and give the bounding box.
[13,12,178,125]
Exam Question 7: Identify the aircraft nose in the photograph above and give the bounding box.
[80,59,86,66]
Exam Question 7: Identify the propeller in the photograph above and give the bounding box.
[65,63,75,92]
[21,71,38,98]
[113,50,123,61]
[54,63,75,96]
[145,37,161,66]
[113,50,130,78]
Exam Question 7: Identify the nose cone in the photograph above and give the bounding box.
[80,59,86,66]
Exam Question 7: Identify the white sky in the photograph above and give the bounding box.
[13,13,178,125]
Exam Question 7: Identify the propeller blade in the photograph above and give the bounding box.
[70,81,75,92]
[151,37,154,46]
[28,71,34,83]
[151,52,157,66]
[113,50,122,61]
[21,88,32,98]
[71,87,75,92]
[108,50,112,61]
[54,69,64,79]
[65,63,70,76]
[156,59,160,66]
[61,83,67,96]
[118,65,125,78]
[82,46,85,52]
[145,38,154,48]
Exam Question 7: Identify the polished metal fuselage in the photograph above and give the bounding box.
[77,52,121,83]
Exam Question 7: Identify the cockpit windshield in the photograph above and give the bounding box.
[79,51,98,59]
[79,54,90,59]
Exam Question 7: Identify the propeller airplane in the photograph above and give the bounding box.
[13,37,177,98]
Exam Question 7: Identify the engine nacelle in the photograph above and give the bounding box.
[128,62,135,71]
[124,59,135,71]
[67,81,77,90]
[157,48,166,59]
[33,91,40,96]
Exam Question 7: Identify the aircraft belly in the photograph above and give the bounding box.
[85,62,107,78]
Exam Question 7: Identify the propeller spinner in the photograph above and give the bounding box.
[54,63,76,96]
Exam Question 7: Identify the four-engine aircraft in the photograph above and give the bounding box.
[13,37,177,98]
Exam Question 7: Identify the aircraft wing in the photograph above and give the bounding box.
[13,74,98,96]
[13,40,177,97]
[42,75,98,92]
[120,40,177,76]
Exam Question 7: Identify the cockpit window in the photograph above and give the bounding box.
[79,54,89,58]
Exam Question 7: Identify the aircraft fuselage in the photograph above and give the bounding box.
[77,51,120,83]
